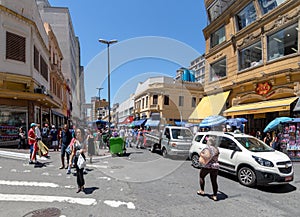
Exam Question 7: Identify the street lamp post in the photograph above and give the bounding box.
[96,87,103,119]
[98,39,118,134]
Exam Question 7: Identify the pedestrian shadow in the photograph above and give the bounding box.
[83,187,99,195]
[196,191,228,202]
[34,161,50,168]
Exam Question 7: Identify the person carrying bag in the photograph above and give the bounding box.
[197,137,220,201]
[69,128,87,193]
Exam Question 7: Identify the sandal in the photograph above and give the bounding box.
[197,190,205,196]
[211,196,218,201]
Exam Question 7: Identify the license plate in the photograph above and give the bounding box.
[285,176,293,181]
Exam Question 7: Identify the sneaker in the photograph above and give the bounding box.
[29,160,34,164]
[66,169,71,174]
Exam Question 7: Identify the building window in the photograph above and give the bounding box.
[258,0,286,15]
[40,56,48,81]
[236,2,257,31]
[164,95,169,105]
[207,0,235,22]
[6,32,26,62]
[179,96,184,106]
[34,46,39,71]
[146,96,148,108]
[210,58,227,81]
[211,26,225,48]
[238,41,262,71]
[142,98,145,109]
[267,23,298,61]
[192,97,196,107]
[153,95,158,105]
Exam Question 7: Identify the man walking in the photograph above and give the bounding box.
[59,124,72,169]
[27,123,37,164]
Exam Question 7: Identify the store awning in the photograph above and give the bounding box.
[131,119,147,127]
[145,119,160,127]
[189,91,230,121]
[293,97,300,112]
[223,97,298,117]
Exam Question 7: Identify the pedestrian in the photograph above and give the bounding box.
[42,124,49,147]
[271,133,279,149]
[18,126,26,149]
[59,124,72,169]
[256,130,262,140]
[95,129,103,153]
[27,123,37,164]
[263,132,272,146]
[69,128,86,193]
[136,128,144,149]
[87,129,95,163]
[50,125,59,151]
[197,137,220,201]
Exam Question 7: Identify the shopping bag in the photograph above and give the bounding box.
[77,154,86,169]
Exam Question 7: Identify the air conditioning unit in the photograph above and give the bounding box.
[34,88,42,94]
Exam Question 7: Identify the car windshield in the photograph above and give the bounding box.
[171,128,193,140]
[235,137,274,152]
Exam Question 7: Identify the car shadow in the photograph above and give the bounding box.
[257,184,297,193]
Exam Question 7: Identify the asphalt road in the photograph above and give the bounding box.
[0,147,299,217]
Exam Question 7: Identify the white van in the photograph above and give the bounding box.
[189,131,294,187]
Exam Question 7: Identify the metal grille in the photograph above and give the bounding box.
[6,31,26,62]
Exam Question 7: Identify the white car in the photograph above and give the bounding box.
[189,131,294,187]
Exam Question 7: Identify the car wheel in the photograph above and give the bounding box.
[238,167,256,187]
[162,148,168,158]
[191,153,200,168]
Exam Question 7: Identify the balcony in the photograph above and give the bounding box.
[149,104,160,111]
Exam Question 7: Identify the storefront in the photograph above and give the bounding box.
[0,105,28,146]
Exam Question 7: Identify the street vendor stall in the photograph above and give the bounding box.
[279,118,300,161]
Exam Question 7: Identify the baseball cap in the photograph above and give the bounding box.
[30,123,37,127]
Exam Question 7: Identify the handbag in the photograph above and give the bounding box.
[66,145,72,155]
[77,154,86,169]
[199,148,212,166]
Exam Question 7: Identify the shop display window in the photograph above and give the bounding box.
[238,41,262,71]
[267,23,298,61]
[0,111,27,145]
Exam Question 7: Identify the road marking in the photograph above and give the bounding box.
[0,150,47,161]
[0,193,97,206]
[97,176,111,181]
[0,180,59,188]
[87,164,108,169]
[104,200,135,209]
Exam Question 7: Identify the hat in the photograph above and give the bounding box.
[52,125,55,128]
[30,123,37,127]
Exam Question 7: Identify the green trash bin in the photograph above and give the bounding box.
[109,137,125,156]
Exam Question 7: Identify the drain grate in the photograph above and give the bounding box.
[23,207,61,217]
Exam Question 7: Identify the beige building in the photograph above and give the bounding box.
[134,76,203,125]
[201,0,300,132]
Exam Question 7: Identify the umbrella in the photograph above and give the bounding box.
[263,117,293,133]
[226,118,243,127]
[236,117,248,123]
[199,115,227,128]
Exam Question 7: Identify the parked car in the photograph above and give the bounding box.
[189,131,294,186]
[145,125,193,158]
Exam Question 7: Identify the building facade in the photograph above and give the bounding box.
[133,76,204,125]
[37,0,84,126]
[0,0,61,145]
[202,0,300,133]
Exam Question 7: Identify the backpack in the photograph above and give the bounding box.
[42,127,48,137]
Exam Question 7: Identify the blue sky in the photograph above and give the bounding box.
[48,0,207,103]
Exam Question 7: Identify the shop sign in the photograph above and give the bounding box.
[256,81,272,95]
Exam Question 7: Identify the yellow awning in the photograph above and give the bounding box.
[223,97,298,117]
[189,91,230,121]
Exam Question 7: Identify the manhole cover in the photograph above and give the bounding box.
[23,207,61,217]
